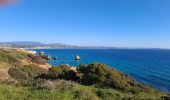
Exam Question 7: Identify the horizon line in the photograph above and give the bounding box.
[0,41,170,50]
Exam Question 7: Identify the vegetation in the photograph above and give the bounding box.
[0,49,169,100]
[77,63,157,94]
[28,54,47,65]
[48,65,79,81]
[0,81,120,100]
[0,50,28,65]
[0,49,31,83]
[8,64,48,86]
[0,80,169,100]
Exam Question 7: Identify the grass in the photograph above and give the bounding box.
[0,84,72,100]
[0,82,122,100]
[0,81,96,100]
[0,80,167,100]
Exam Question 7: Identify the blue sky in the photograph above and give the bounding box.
[0,0,170,48]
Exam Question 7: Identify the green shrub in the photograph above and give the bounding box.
[34,80,75,90]
[73,89,100,100]
[0,50,29,65]
[48,65,79,81]
[77,63,157,94]
[8,64,48,86]
[27,54,35,59]
[31,56,46,65]
[8,67,29,80]
[21,64,48,77]
[0,52,18,64]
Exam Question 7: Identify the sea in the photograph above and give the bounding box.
[33,49,170,92]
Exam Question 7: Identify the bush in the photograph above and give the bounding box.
[34,80,75,90]
[8,64,48,86]
[21,64,48,77]
[74,89,100,100]
[0,52,18,64]
[0,50,28,65]
[77,63,156,94]
[8,67,28,80]
[31,56,46,65]
[27,54,35,59]
[48,65,79,81]
[78,63,114,85]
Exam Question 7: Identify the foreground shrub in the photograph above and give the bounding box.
[34,80,75,90]
[48,65,79,81]
[0,51,18,64]
[0,50,29,64]
[74,89,100,100]
[31,56,47,65]
[77,63,158,94]
[8,64,48,86]
[21,64,48,77]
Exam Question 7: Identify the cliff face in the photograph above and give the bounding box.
[0,62,12,82]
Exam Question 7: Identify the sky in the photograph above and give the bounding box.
[0,0,170,48]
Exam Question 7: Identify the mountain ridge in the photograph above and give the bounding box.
[0,41,170,49]
[0,41,72,48]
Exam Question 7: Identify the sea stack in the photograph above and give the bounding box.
[75,55,80,60]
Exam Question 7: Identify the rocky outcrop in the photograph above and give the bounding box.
[15,48,36,55]
[0,62,16,83]
[38,63,52,70]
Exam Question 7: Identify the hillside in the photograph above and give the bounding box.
[0,41,73,48]
[0,49,169,100]
[0,41,117,49]
[0,48,51,82]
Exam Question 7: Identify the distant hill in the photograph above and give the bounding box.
[0,41,46,46]
[0,41,73,48]
[0,41,118,49]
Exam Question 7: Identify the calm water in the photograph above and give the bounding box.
[33,49,170,92]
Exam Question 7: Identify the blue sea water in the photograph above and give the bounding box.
[33,49,170,92]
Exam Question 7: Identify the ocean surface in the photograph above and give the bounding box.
[33,49,170,92]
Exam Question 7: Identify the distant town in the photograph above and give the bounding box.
[0,41,124,49]
[0,41,168,50]
[0,41,78,49]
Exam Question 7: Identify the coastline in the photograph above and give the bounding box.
[0,48,169,99]
[26,47,170,50]
[31,48,170,92]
